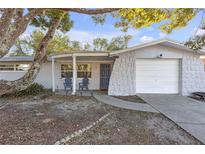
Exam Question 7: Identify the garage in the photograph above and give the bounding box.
[135,59,179,94]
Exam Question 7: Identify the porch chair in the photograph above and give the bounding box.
[64,78,72,93]
[79,76,89,91]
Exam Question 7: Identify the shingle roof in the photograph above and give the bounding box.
[0,56,33,62]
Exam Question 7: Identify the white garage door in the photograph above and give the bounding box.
[136,59,179,94]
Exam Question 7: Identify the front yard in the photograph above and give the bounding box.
[0,93,201,145]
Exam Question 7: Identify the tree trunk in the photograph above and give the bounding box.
[0,17,62,96]
[0,9,16,51]
[0,9,15,38]
[0,9,44,58]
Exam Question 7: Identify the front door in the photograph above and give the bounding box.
[100,64,111,90]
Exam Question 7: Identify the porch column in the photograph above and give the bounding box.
[72,55,77,95]
[52,57,55,92]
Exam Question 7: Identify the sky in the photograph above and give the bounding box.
[25,10,205,48]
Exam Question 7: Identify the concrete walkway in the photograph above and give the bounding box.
[138,94,205,144]
[93,94,158,113]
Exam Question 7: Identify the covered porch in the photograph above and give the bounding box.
[55,89,108,97]
[51,52,115,95]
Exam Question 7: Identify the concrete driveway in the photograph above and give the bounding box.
[138,94,205,144]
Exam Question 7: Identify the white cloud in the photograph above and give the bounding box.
[139,36,155,43]
[195,28,205,36]
[67,30,95,45]
[66,28,139,45]
[159,32,168,39]
[192,27,205,37]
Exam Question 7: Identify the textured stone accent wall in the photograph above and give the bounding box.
[181,52,205,95]
[108,52,136,96]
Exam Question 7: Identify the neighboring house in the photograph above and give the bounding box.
[0,39,205,96]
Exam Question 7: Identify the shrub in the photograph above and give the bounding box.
[14,83,44,96]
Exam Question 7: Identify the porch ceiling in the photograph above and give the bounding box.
[52,56,115,62]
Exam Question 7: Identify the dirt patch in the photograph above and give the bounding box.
[0,94,110,145]
[114,96,146,104]
[0,93,201,145]
[67,108,201,145]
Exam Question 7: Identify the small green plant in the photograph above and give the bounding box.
[14,83,44,96]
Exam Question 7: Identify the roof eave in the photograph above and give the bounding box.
[51,52,109,59]
[110,39,205,56]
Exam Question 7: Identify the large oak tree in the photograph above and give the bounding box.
[0,8,201,95]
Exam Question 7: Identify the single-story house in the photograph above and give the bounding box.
[1,39,205,96]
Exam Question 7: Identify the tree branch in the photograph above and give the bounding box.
[0,9,44,58]
[0,15,62,96]
[0,9,15,46]
[58,8,120,14]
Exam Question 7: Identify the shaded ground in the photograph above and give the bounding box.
[114,96,146,104]
[0,93,202,145]
[189,96,205,102]
[0,94,109,145]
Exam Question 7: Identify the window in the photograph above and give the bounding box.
[0,64,30,71]
[61,64,92,78]
[61,64,73,78]
[77,64,92,78]
[0,65,15,71]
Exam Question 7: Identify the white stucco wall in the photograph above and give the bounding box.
[0,62,53,88]
[0,61,106,90]
[34,62,53,89]
[0,71,26,81]
[108,45,205,96]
